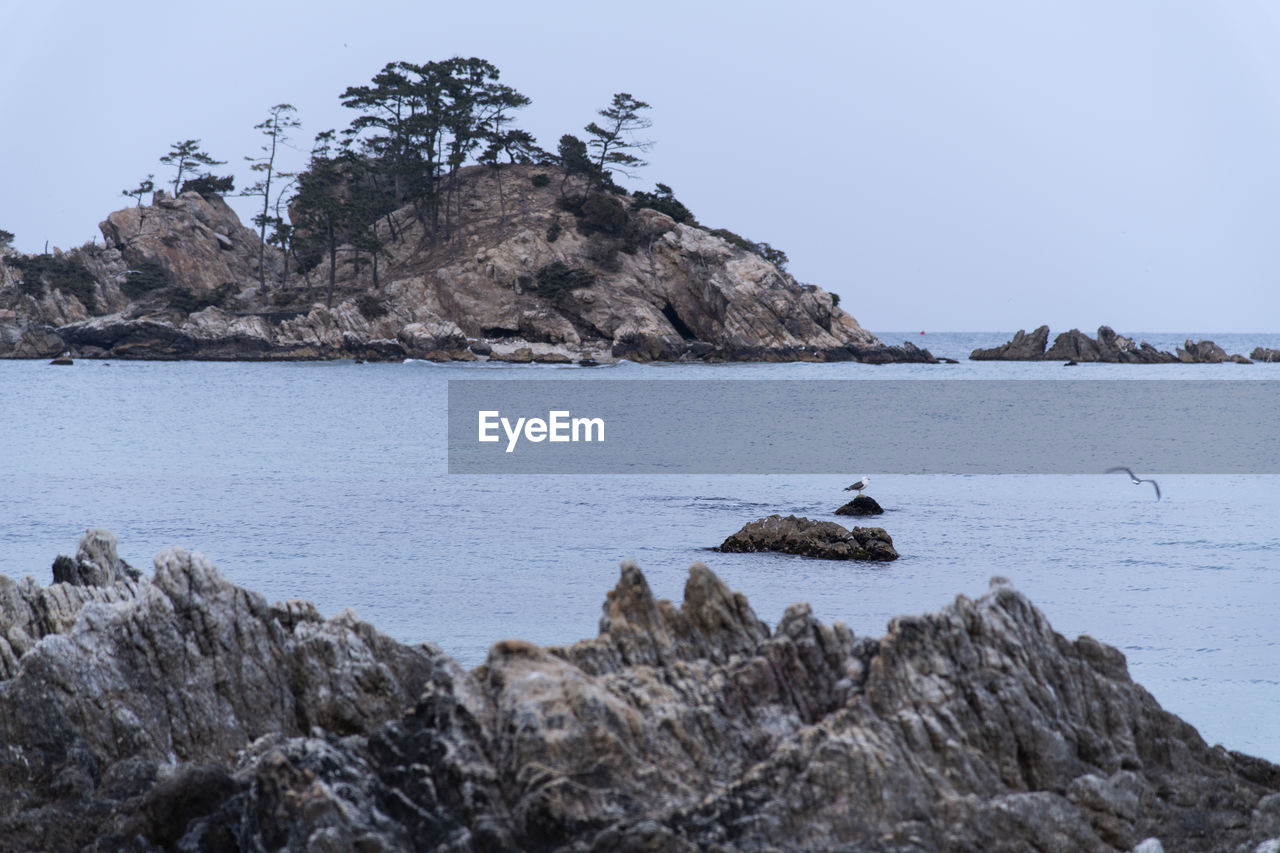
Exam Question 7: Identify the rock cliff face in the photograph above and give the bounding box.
[972,326,1254,364]
[0,168,934,363]
[103,189,279,298]
[1,531,1277,851]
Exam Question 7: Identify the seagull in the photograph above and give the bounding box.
[1106,467,1161,500]
[844,476,870,495]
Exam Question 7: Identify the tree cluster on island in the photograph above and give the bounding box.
[4,56,789,313]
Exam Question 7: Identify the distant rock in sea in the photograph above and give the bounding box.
[971,325,1254,363]
[1177,339,1252,364]
[970,324,1051,360]
[1252,346,1280,363]
[1,530,1277,850]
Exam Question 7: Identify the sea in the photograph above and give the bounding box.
[1,331,1277,761]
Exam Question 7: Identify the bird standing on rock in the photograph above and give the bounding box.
[844,476,870,495]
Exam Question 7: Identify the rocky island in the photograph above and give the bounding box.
[0,174,936,364]
[2,529,1278,851]
[1,59,942,364]
[971,325,1254,363]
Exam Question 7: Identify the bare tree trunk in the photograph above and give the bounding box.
[257,136,273,297]
[495,167,507,225]
[326,221,336,309]
[295,248,313,299]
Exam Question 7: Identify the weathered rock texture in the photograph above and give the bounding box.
[0,168,936,363]
[1251,347,1280,363]
[103,189,279,297]
[2,532,1278,851]
[972,326,1255,364]
[970,324,1052,360]
[50,527,140,587]
[719,513,899,561]
[1177,339,1252,364]
[835,494,885,516]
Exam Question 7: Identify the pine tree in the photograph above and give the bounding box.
[160,140,226,196]
[557,134,597,194]
[290,132,352,308]
[244,104,301,294]
[122,175,155,207]
[584,93,652,186]
[340,58,532,240]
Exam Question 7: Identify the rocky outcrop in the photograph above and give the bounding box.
[1178,339,1252,364]
[1043,326,1176,363]
[1,167,936,363]
[1,535,1278,850]
[973,325,1253,364]
[835,494,885,515]
[718,513,899,560]
[100,189,280,298]
[970,324,1051,360]
[1252,347,1280,363]
[50,527,140,587]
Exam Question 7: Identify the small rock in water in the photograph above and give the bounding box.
[718,513,897,561]
[50,356,73,365]
[835,494,884,516]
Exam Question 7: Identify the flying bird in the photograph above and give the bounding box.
[1106,467,1161,500]
[844,476,870,495]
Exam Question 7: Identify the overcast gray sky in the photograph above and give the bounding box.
[3,0,1279,332]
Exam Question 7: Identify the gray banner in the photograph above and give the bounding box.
[447,380,1278,474]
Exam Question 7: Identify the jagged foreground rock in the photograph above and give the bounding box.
[971,325,1254,364]
[0,167,936,363]
[1,535,1278,851]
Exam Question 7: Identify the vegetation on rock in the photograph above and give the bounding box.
[119,260,169,298]
[632,183,696,224]
[10,253,96,307]
[169,283,235,314]
[0,55,872,363]
[534,261,595,298]
[121,176,154,208]
[159,139,227,197]
[179,173,235,197]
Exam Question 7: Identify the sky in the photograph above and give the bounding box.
[3,0,1279,332]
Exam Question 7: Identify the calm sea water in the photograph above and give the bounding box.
[1,331,1277,760]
